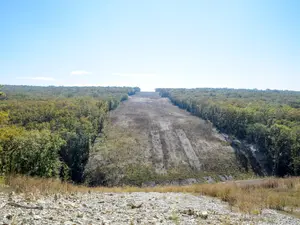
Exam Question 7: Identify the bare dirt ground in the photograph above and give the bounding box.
[107,92,238,175]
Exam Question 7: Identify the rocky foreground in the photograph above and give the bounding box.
[1,191,299,225]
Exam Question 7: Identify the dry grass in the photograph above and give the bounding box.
[4,175,300,214]
[0,176,4,184]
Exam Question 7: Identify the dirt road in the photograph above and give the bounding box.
[109,92,236,174]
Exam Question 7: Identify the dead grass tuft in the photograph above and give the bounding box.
[5,175,89,195]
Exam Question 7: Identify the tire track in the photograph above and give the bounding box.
[150,129,166,173]
[107,92,237,174]
[176,129,201,170]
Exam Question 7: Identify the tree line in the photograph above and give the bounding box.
[0,85,140,183]
[156,88,300,177]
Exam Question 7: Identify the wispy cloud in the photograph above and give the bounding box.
[70,70,91,76]
[17,76,55,81]
[112,73,157,78]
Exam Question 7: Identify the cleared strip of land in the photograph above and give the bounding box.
[86,92,243,185]
[109,92,236,173]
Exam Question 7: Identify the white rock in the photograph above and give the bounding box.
[199,211,208,219]
[0,192,299,225]
[33,215,41,220]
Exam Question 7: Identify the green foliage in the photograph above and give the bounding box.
[0,85,5,97]
[291,128,300,174]
[123,164,156,186]
[1,85,139,100]
[0,111,9,125]
[1,130,65,177]
[0,85,140,182]
[156,88,300,177]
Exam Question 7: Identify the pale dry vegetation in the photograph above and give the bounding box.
[4,175,300,216]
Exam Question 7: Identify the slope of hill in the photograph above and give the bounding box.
[156,88,300,177]
[86,92,249,186]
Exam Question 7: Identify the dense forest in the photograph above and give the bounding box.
[0,85,140,183]
[1,85,299,184]
[156,88,300,177]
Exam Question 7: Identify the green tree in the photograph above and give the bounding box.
[0,85,139,182]
[0,85,5,98]
[157,88,300,176]
[0,129,65,177]
[291,128,300,175]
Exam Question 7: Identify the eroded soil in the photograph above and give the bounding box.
[107,92,237,174]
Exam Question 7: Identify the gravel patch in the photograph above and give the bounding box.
[1,191,299,224]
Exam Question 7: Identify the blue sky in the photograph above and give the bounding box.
[0,0,299,91]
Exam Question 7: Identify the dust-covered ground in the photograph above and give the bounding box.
[2,191,300,225]
[86,92,243,185]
